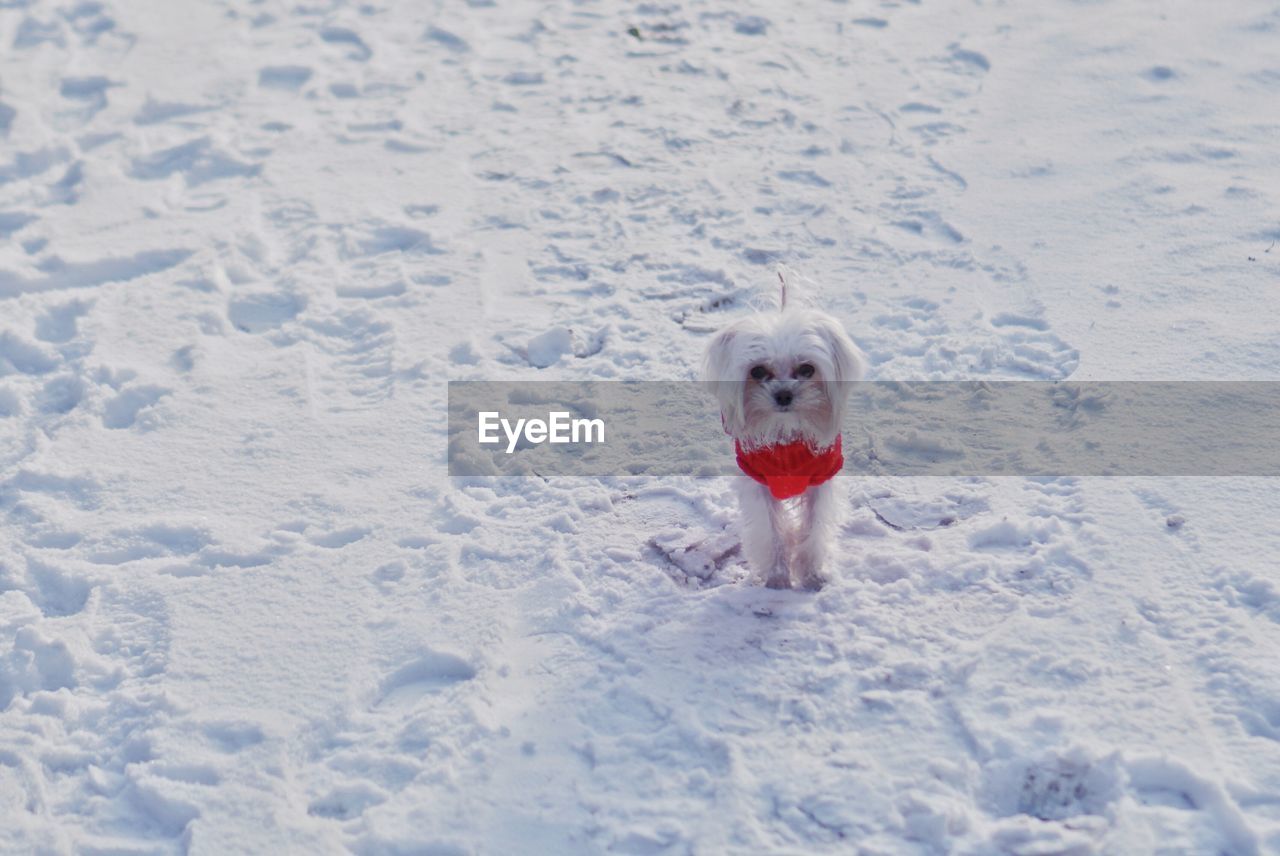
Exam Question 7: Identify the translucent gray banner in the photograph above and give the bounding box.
[447,382,1280,477]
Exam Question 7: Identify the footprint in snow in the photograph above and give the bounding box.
[87,522,212,564]
[35,299,92,343]
[647,531,741,587]
[301,309,397,413]
[306,526,370,549]
[308,782,387,820]
[59,76,115,120]
[983,750,1123,823]
[947,45,991,74]
[423,26,469,53]
[102,385,170,429]
[203,719,267,753]
[227,290,305,334]
[375,651,476,710]
[37,376,85,415]
[258,66,313,91]
[24,557,93,618]
[319,27,371,61]
[129,137,260,186]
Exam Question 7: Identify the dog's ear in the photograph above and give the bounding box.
[701,327,734,380]
[702,326,746,435]
[815,316,864,384]
[814,315,863,440]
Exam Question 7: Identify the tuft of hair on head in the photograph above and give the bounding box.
[774,263,815,312]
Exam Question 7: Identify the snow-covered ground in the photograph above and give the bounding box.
[2,0,1280,852]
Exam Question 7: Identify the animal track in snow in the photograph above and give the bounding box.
[971,749,1123,853]
[985,751,1122,822]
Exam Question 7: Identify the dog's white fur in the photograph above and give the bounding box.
[703,286,863,590]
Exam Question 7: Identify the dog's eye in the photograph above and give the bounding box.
[749,365,769,381]
[795,363,815,379]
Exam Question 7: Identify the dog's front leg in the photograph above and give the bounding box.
[737,479,791,588]
[793,481,840,590]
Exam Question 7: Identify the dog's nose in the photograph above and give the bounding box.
[774,390,793,407]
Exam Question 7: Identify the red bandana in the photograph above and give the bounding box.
[734,436,843,500]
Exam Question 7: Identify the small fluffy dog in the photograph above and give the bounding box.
[703,281,863,589]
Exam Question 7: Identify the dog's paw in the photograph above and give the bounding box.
[764,570,791,589]
[795,570,828,591]
[792,548,832,591]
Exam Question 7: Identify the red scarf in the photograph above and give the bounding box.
[734,436,843,500]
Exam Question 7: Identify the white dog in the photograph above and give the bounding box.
[703,281,863,589]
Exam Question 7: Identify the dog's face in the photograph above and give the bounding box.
[703,308,863,448]
[741,353,834,443]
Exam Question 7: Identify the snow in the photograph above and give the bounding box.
[1,0,1279,853]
